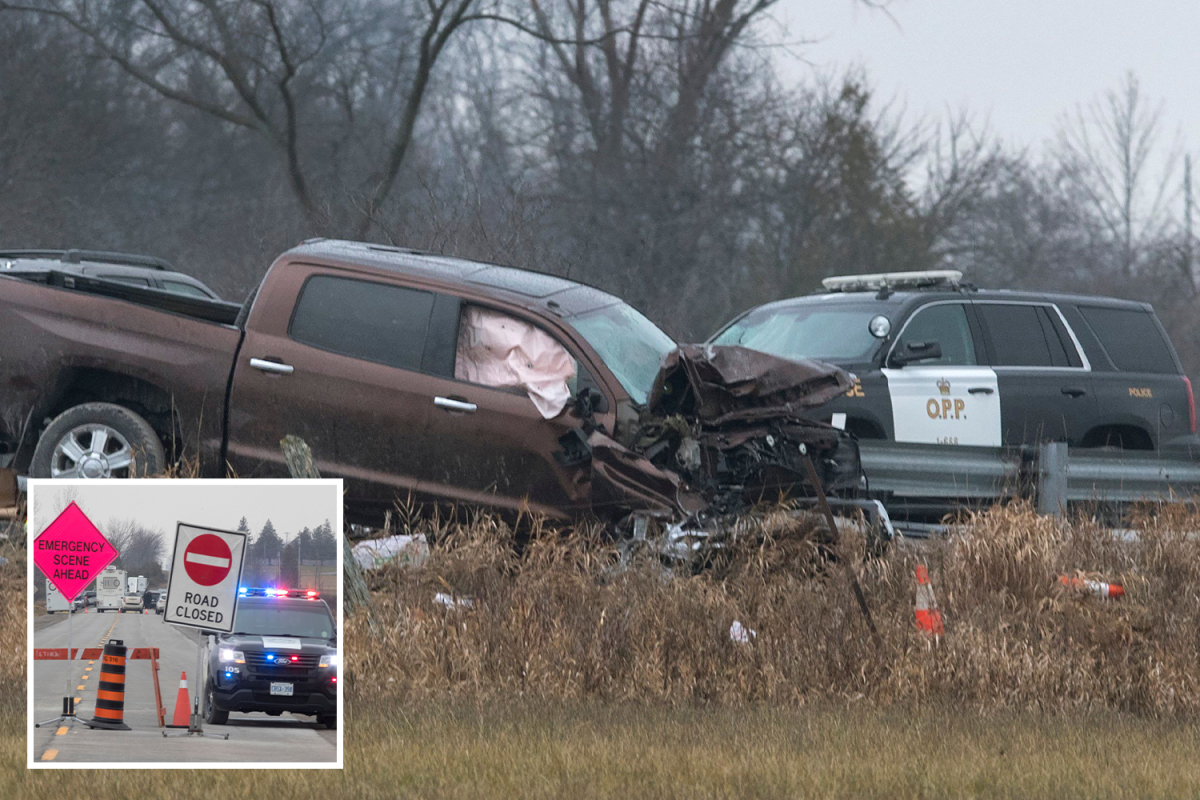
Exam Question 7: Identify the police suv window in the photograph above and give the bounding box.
[977,303,1075,368]
[1078,306,1177,374]
[100,274,152,287]
[162,279,214,299]
[290,275,434,370]
[896,303,977,366]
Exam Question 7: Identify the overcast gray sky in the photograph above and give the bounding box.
[776,0,1196,157]
[33,481,340,568]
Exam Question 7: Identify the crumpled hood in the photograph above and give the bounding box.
[645,344,852,423]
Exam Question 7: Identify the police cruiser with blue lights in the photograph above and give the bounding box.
[203,587,338,729]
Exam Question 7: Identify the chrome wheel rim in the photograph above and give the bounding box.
[50,424,135,478]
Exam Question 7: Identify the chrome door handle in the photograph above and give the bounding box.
[249,358,294,375]
[967,387,994,395]
[434,396,477,413]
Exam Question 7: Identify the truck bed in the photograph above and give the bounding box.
[6,269,244,325]
[0,270,246,473]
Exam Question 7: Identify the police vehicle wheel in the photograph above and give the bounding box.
[31,403,166,479]
[319,715,336,730]
[205,686,228,725]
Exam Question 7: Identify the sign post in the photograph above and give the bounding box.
[31,502,118,730]
[162,523,246,740]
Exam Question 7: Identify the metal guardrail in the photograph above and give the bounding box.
[859,441,1022,499]
[1058,446,1200,504]
[860,440,1200,513]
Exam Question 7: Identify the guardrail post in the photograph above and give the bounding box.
[1037,442,1069,516]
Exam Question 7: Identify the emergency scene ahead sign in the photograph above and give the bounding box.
[164,523,247,632]
[32,502,118,602]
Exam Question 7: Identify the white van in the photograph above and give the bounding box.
[45,579,72,613]
[97,566,126,613]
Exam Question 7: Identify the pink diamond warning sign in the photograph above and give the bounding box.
[32,502,118,602]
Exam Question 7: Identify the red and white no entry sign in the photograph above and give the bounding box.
[165,523,247,633]
[184,534,233,586]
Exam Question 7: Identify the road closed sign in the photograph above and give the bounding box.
[32,502,119,602]
[164,523,247,633]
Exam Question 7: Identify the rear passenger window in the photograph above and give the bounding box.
[289,275,433,370]
[1078,306,1177,373]
[978,304,1064,367]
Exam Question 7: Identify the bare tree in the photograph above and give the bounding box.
[0,0,515,236]
[1055,72,1182,277]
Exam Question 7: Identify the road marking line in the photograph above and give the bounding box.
[55,727,68,736]
[75,697,81,704]
[85,667,92,671]
[77,685,84,690]
[82,675,89,680]
[41,750,58,761]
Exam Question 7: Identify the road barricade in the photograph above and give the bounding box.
[33,644,164,728]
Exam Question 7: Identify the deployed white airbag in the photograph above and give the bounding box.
[455,306,576,418]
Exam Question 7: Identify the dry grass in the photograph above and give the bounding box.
[5,502,1200,796]
[4,698,1200,798]
[349,500,1200,714]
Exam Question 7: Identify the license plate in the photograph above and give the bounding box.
[270,682,294,696]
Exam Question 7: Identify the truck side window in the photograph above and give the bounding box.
[454,304,578,418]
[896,303,976,366]
[289,275,434,371]
[977,303,1060,367]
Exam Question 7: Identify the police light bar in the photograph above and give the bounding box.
[238,587,320,599]
[821,270,964,292]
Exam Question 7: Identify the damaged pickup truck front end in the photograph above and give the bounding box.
[558,343,863,532]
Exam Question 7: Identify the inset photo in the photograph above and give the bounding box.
[26,479,342,768]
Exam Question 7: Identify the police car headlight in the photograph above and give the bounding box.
[869,315,891,338]
[319,653,339,668]
[219,648,245,664]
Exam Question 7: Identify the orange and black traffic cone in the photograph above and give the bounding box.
[914,565,944,637]
[84,640,132,730]
[167,672,191,728]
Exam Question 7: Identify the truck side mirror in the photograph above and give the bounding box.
[572,386,607,417]
[890,340,943,367]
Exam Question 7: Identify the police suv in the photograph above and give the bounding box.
[711,271,1198,453]
[204,588,338,729]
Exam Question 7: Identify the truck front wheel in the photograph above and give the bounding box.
[31,403,165,479]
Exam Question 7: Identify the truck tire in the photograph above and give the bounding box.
[30,403,165,479]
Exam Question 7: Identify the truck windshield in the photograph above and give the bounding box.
[570,303,676,405]
[713,302,885,364]
[232,603,335,639]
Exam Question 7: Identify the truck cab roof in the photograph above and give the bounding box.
[279,239,625,319]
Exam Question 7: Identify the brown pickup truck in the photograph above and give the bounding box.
[0,240,860,524]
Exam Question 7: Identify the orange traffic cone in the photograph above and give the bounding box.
[167,672,191,728]
[1058,574,1125,598]
[914,565,944,636]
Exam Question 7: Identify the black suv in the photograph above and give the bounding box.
[0,249,220,299]
[711,271,1198,453]
[204,589,338,729]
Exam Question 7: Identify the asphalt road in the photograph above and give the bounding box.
[31,608,337,764]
